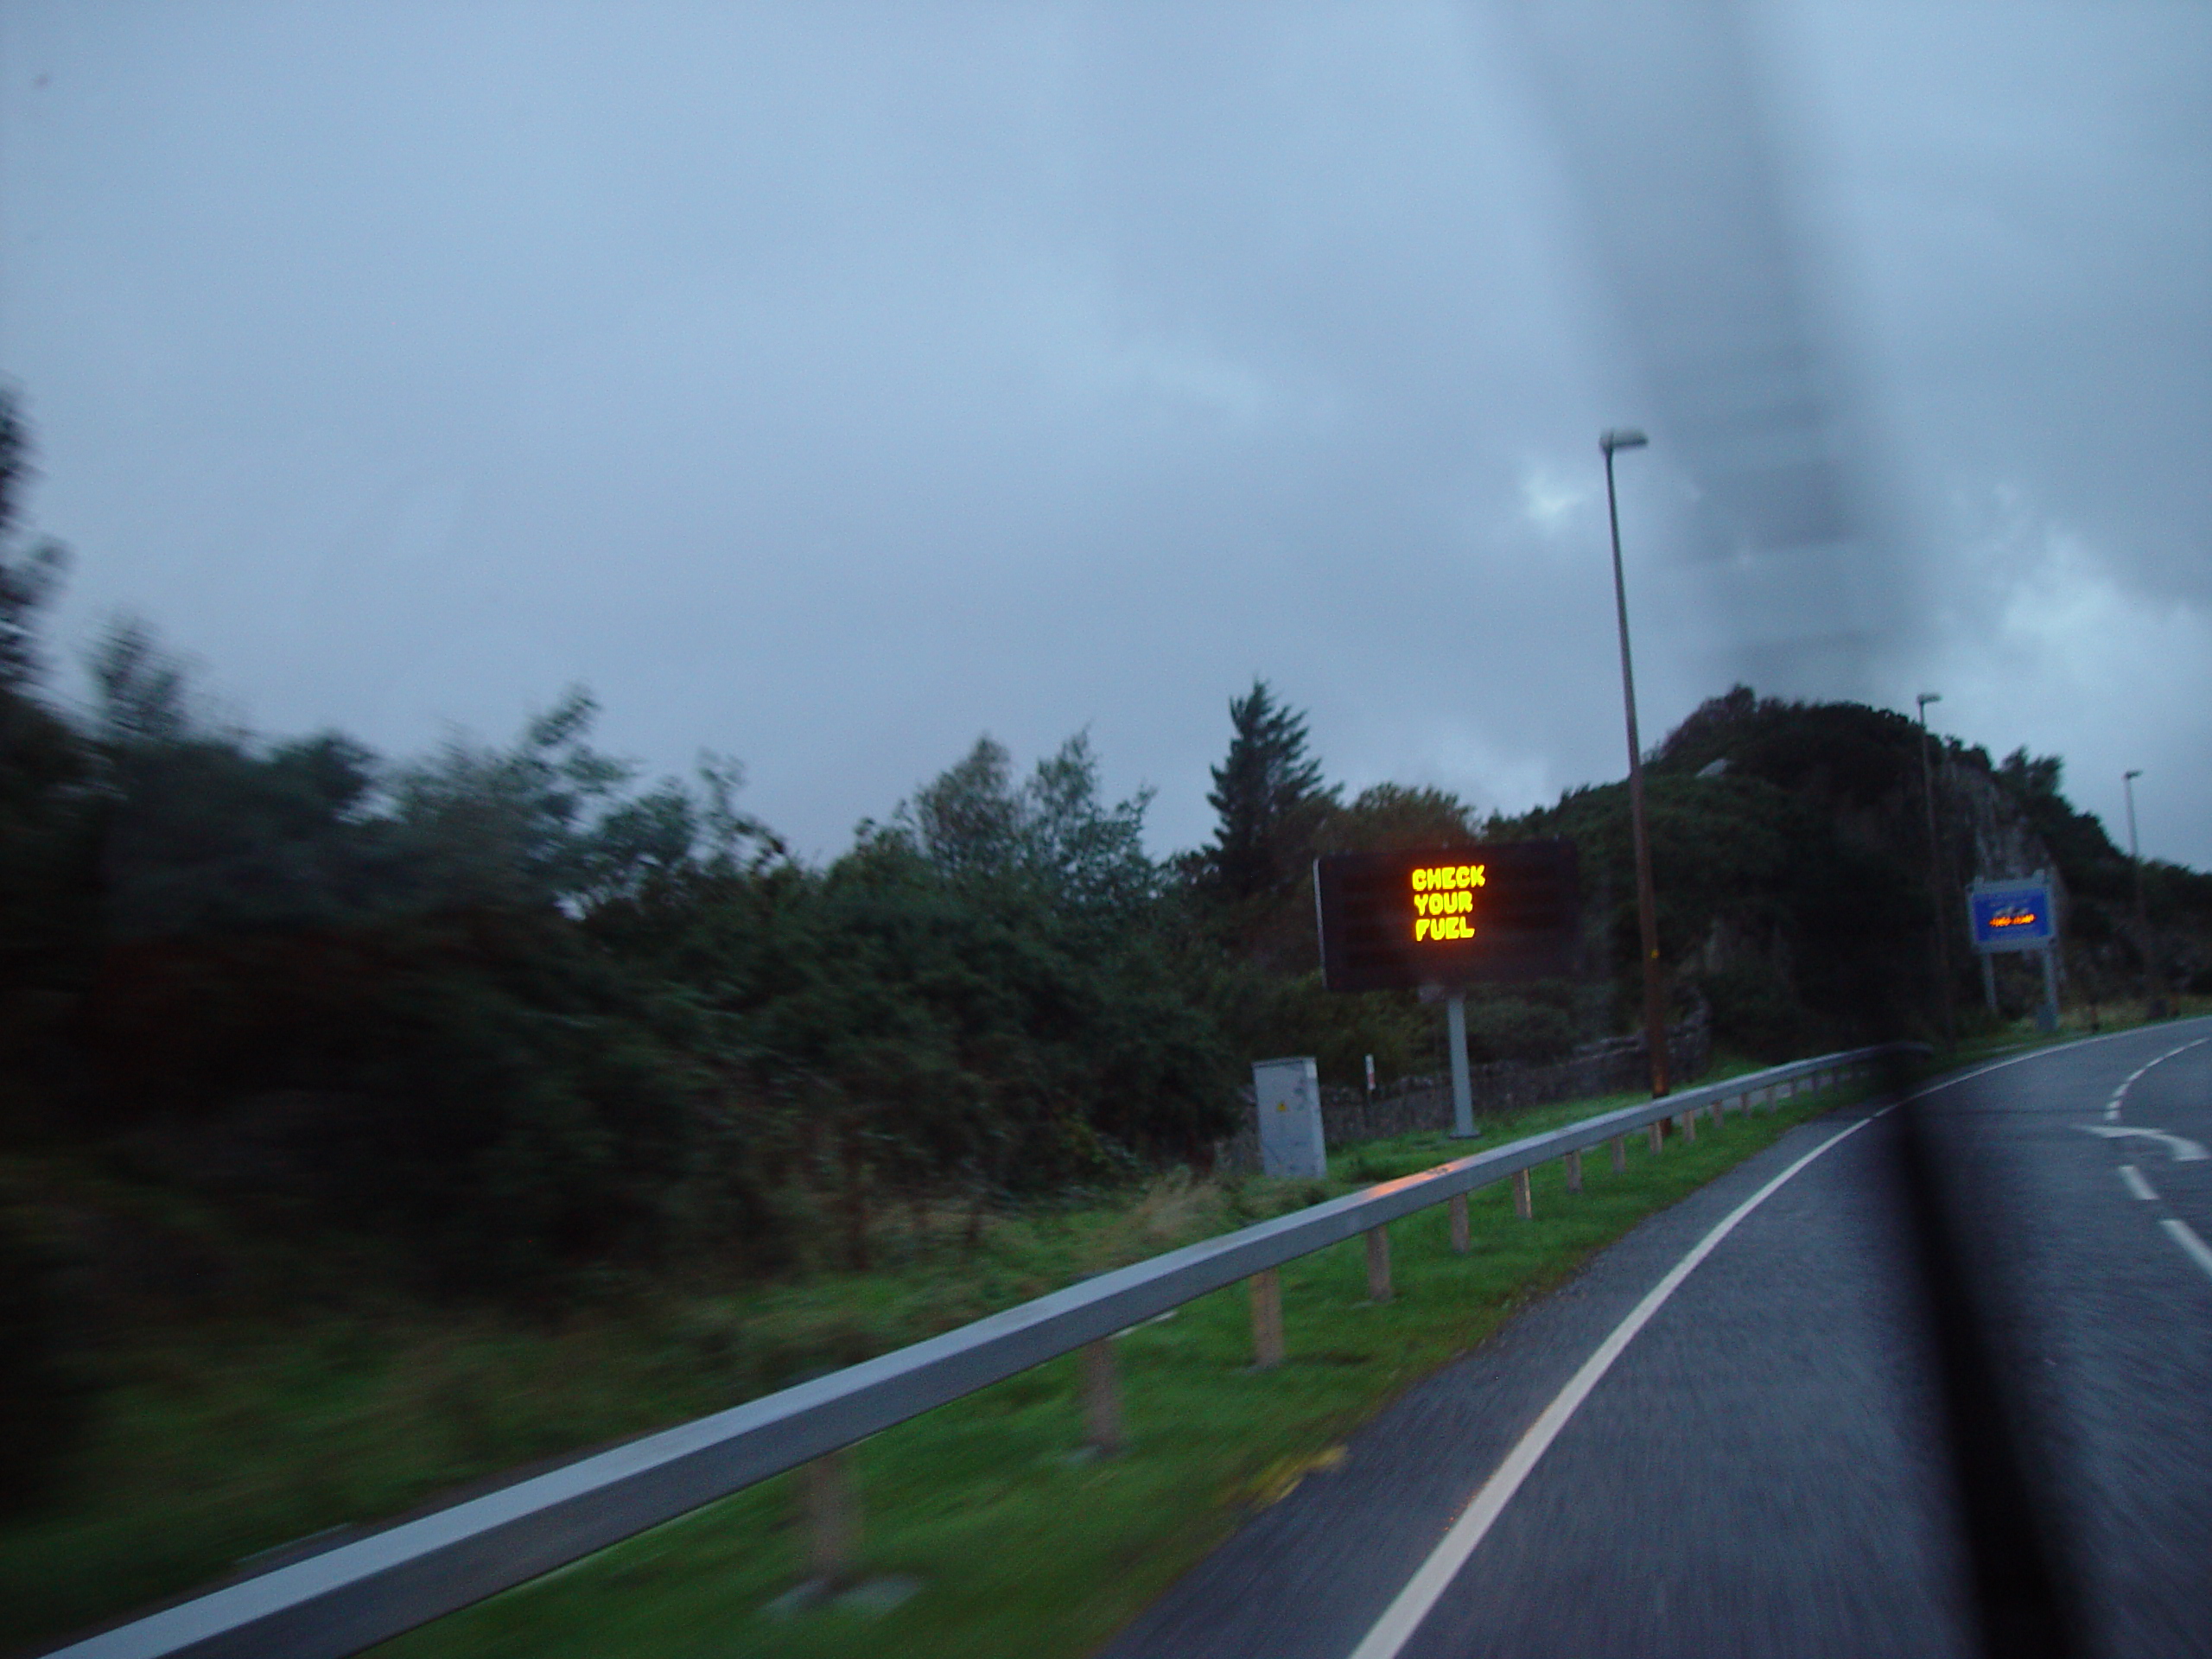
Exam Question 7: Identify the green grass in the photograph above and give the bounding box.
[3,1058,1869,1655]
[369,1068,1851,1659]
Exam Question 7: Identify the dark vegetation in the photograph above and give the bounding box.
[3,390,2207,1525]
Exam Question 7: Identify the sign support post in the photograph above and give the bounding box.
[1445,990,1475,1139]
[1966,872,2061,1030]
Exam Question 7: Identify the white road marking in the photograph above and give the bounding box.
[2107,1035,2212,1125]
[1344,1033,2202,1659]
[2075,1125,2208,1162]
[2159,1218,2212,1283]
[2118,1165,2158,1203]
[1344,1109,1890,1659]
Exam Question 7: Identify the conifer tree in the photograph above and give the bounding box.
[1204,679,1332,900]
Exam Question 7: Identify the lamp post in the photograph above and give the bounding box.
[1602,428,1669,1098]
[1916,693,1955,1047]
[2123,769,2166,1019]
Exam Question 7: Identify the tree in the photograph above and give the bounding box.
[1322,782,1480,853]
[891,731,1158,913]
[0,393,96,1055]
[1203,679,1333,901]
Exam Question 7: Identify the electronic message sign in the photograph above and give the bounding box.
[1314,840,1580,993]
[1966,876,2056,954]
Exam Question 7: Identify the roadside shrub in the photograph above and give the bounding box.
[0,1198,87,1516]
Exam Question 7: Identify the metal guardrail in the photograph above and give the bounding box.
[52,1043,1911,1659]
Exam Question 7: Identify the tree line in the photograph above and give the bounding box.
[3,388,2207,1505]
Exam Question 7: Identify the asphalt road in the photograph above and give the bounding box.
[1100,1020,2212,1659]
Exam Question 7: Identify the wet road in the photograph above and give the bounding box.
[1101,1021,2212,1659]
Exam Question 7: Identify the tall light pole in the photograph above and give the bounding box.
[1916,693,1955,1046]
[2123,769,2166,1019]
[1602,428,1669,1098]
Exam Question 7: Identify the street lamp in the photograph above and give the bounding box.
[1916,693,1955,1046]
[1601,427,1669,1098]
[2123,769,2167,1019]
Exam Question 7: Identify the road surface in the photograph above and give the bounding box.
[1101,1020,2212,1659]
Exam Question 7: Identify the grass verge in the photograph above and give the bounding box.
[353,1070,1865,1659]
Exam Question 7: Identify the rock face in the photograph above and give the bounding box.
[1947,754,2062,887]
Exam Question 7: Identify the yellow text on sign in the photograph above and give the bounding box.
[1410,862,1483,943]
[1410,864,1486,892]
[1414,915,1475,942]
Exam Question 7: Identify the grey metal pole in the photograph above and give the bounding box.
[1446,989,1476,1138]
[1917,694,1955,1048]
[1602,429,1669,1099]
[2124,770,2166,1018]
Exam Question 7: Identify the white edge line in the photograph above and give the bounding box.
[1343,1033,2188,1659]
[2159,1217,2212,1282]
[2118,1165,2158,1203]
[1344,1107,1891,1659]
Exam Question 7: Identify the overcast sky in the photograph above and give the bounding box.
[3,2,2206,867]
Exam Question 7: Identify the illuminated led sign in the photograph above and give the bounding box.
[1315,841,1580,992]
[1967,877,2057,954]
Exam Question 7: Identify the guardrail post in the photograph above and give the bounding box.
[1611,1134,1627,1172]
[801,1448,859,1587]
[1079,1338,1123,1456]
[1563,1149,1582,1192]
[1249,1268,1284,1369]
[1707,1096,1724,1129]
[1677,1109,1698,1144]
[1512,1168,1533,1219]
[1648,1122,1664,1154]
[1365,1226,1394,1301]
[1448,1192,1470,1253]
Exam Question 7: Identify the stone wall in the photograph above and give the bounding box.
[1211,1008,1710,1174]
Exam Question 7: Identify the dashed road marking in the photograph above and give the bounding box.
[2107,1035,2212,1124]
[2159,1217,2212,1283]
[2118,1165,2158,1202]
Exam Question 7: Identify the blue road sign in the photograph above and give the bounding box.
[1967,878,2056,954]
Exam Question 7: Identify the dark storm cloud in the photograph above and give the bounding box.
[1,2,2205,861]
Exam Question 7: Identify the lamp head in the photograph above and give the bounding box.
[2126,769,2143,782]
[1916,692,1941,714]
[1600,428,1649,455]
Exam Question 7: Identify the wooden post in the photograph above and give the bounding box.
[1564,1149,1582,1192]
[801,1449,858,1586]
[1447,1192,1470,1254]
[1365,1226,1394,1302]
[1678,1110,1697,1144]
[1079,1338,1122,1456]
[1249,1268,1284,1369]
[1648,1121,1664,1154]
[1611,1135,1627,1173]
[1512,1167,1533,1219]
[1707,1096,1723,1128]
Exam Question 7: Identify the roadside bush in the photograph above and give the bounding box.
[0,1196,87,1516]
